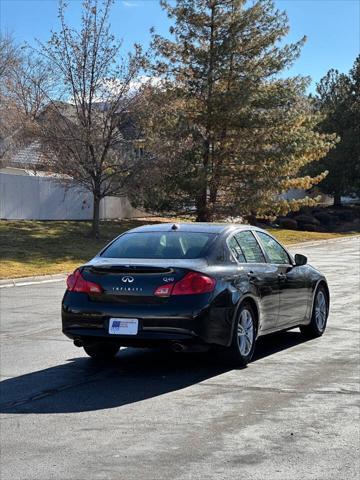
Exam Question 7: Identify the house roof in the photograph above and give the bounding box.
[11,141,44,166]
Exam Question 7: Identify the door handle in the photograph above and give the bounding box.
[247,271,260,283]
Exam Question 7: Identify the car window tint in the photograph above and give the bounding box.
[101,232,216,259]
[228,236,246,263]
[256,232,290,264]
[235,231,265,263]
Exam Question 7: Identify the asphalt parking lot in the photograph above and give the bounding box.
[0,237,359,480]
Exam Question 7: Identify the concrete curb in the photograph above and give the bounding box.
[0,273,68,289]
[0,235,358,289]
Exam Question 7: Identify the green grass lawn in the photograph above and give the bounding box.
[0,219,356,279]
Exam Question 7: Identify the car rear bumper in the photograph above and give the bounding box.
[61,291,234,347]
[63,327,199,348]
[62,312,207,347]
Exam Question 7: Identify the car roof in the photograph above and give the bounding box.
[127,222,255,234]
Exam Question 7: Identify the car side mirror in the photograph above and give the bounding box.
[294,254,307,266]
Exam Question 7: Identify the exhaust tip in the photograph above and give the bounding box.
[73,338,83,347]
[172,342,185,352]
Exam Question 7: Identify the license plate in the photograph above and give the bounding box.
[108,318,138,335]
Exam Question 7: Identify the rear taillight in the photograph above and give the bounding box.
[172,272,216,295]
[66,269,103,295]
[154,272,216,297]
[153,283,174,297]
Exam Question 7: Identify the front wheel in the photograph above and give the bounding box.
[224,301,257,367]
[83,342,120,360]
[300,286,328,338]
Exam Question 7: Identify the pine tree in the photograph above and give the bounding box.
[311,56,360,206]
[138,0,336,221]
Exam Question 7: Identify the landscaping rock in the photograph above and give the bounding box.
[278,218,298,230]
[338,210,357,222]
[299,223,327,232]
[294,214,321,226]
[314,225,327,232]
[298,207,313,216]
[313,211,334,226]
[299,223,317,232]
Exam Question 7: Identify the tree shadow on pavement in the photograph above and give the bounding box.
[0,331,309,415]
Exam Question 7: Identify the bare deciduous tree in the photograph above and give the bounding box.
[0,36,53,165]
[37,0,145,237]
[0,33,18,80]
[6,53,53,121]
[0,33,20,162]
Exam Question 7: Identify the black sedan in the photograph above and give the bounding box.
[62,223,329,366]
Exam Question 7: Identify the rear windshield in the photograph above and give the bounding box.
[101,232,216,259]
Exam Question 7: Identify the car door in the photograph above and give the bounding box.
[255,231,309,329]
[230,230,281,333]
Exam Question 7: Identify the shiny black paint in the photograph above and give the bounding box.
[62,224,329,348]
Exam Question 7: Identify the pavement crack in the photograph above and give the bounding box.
[199,383,360,396]
[0,327,60,340]
[327,326,360,333]
[0,369,116,411]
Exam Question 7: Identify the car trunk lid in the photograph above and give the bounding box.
[81,258,207,303]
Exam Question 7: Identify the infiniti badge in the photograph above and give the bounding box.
[121,275,134,283]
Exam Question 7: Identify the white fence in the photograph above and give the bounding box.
[0,173,140,220]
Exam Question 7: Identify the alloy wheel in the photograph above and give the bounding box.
[237,308,254,356]
[315,290,327,331]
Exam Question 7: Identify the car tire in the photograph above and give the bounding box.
[300,285,328,338]
[83,342,120,360]
[223,301,257,367]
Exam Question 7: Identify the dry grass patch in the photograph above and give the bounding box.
[267,228,356,245]
[0,219,356,279]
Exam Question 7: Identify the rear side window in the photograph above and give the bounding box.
[101,232,216,259]
[228,236,246,263]
[235,231,265,263]
[256,232,290,264]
